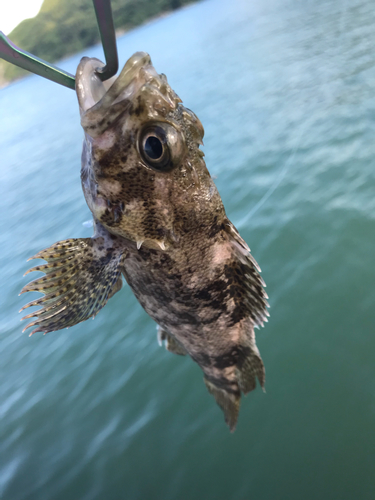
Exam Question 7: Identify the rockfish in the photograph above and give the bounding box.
[20,52,269,431]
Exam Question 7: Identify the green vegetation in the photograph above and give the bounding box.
[0,0,195,85]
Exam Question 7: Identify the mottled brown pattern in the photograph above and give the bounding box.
[21,52,269,431]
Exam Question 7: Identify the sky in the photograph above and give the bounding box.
[1,0,44,35]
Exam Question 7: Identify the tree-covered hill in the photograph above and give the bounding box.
[0,0,196,85]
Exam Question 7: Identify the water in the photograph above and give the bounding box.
[1,0,375,498]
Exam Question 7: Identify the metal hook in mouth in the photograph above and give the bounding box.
[92,0,118,82]
[0,0,118,90]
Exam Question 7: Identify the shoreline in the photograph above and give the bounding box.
[0,3,194,90]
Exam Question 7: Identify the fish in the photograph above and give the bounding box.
[20,52,269,431]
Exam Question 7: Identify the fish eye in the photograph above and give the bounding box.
[138,123,183,172]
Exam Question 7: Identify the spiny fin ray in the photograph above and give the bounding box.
[20,238,125,335]
[223,219,269,327]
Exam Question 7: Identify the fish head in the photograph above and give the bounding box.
[76,52,223,249]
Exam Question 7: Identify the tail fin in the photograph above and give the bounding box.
[236,346,265,394]
[204,343,265,431]
[204,377,240,432]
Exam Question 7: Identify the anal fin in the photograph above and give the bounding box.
[20,236,126,335]
[157,326,187,356]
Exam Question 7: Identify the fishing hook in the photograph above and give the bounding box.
[0,0,118,90]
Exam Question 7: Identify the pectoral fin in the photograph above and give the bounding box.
[20,237,126,335]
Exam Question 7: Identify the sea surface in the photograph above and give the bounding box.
[1,0,374,498]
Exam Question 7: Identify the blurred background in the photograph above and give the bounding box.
[1,0,375,498]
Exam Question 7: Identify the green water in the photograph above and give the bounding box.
[1,0,374,498]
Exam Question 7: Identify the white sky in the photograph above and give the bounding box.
[1,0,44,35]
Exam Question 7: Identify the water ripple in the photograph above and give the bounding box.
[1,0,375,499]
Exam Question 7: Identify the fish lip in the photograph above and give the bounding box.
[76,52,153,137]
[75,57,111,113]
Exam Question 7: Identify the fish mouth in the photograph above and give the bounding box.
[76,52,156,137]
